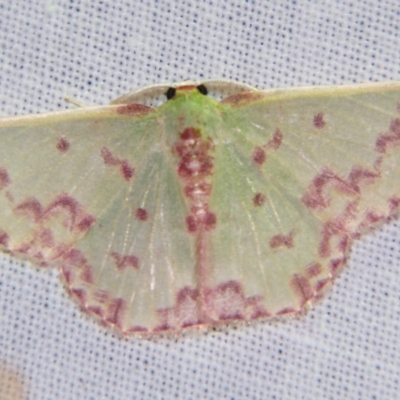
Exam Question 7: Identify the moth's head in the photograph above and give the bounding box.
[165,84,208,101]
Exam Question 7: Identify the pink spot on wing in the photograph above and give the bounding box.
[305,262,322,278]
[101,147,119,165]
[101,147,134,182]
[135,207,148,221]
[204,212,217,230]
[253,146,266,165]
[267,128,283,150]
[276,307,297,316]
[106,298,126,328]
[251,129,282,169]
[253,192,266,206]
[116,103,154,116]
[186,215,197,232]
[0,230,9,246]
[125,326,149,334]
[313,112,326,129]
[111,251,139,270]
[81,265,94,284]
[221,91,264,106]
[87,306,104,318]
[329,257,346,275]
[375,118,400,153]
[269,230,295,249]
[121,160,134,181]
[63,248,87,268]
[70,288,87,304]
[291,274,314,305]
[389,196,400,214]
[0,167,11,191]
[358,210,385,231]
[315,278,331,293]
[77,215,96,231]
[56,136,70,153]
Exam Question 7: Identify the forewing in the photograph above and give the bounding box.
[0,106,197,334]
[206,83,400,318]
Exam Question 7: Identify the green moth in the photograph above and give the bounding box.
[0,80,399,337]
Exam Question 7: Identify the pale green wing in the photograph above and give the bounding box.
[0,104,197,334]
[203,83,400,318]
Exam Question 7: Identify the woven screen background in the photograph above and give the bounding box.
[0,1,400,399]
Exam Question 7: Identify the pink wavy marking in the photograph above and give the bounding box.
[15,193,95,232]
[302,166,379,210]
[65,279,141,333]
[100,147,134,181]
[205,280,270,320]
[269,230,295,249]
[67,281,128,331]
[110,251,139,270]
[375,118,400,153]
[156,287,203,331]
[155,280,270,331]
[280,267,332,314]
[318,200,357,258]
[61,248,94,285]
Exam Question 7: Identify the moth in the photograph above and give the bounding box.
[0,80,399,337]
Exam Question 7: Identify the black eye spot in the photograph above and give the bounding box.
[165,87,176,100]
[197,84,208,95]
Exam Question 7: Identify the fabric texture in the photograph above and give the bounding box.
[0,1,400,399]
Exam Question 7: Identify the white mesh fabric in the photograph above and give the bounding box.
[0,1,400,399]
